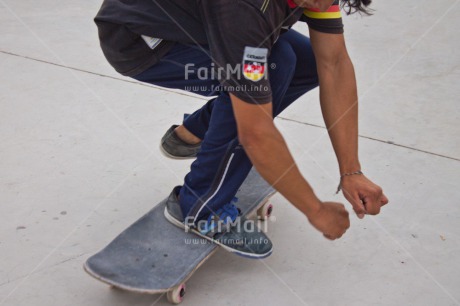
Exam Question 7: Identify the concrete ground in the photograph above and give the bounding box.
[1,0,459,305]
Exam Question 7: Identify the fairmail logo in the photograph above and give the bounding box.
[184,47,269,83]
[183,215,275,236]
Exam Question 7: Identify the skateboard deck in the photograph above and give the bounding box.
[84,168,275,303]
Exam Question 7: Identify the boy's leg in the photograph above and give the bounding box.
[133,43,219,96]
[179,92,248,222]
[133,30,318,223]
[271,29,319,116]
[180,29,319,221]
[182,98,215,140]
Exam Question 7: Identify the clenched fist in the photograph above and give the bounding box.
[340,174,389,219]
[308,201,350,240]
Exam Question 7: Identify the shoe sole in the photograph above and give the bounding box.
[164,206,272,259]
[159,143,197,160]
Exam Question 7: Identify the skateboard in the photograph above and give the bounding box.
[83,168,276,304]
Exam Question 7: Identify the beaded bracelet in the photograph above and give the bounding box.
[336,170,363,194]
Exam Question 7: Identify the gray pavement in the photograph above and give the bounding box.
[0,0,459,305]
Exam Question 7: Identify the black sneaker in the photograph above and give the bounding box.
[160,125,201,159]
[164,186,273,259]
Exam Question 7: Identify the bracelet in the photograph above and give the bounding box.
[336,170,363,194]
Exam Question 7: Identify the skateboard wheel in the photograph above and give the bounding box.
[166,283,186,304]
[257,202,273,221]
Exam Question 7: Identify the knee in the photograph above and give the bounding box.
[268,41,297,83]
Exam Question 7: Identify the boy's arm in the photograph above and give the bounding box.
[230,94,350,240]
[309,28,389,217]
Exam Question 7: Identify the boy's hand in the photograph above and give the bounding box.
[341,175,389,219]
[308,202,350,240]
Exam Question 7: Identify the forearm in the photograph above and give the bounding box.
[317,55,361,174]
[315,51,389,218]
[247,126,321,216]
[230,95,321,217]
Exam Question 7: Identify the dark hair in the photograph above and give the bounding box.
[340,0,373,15]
